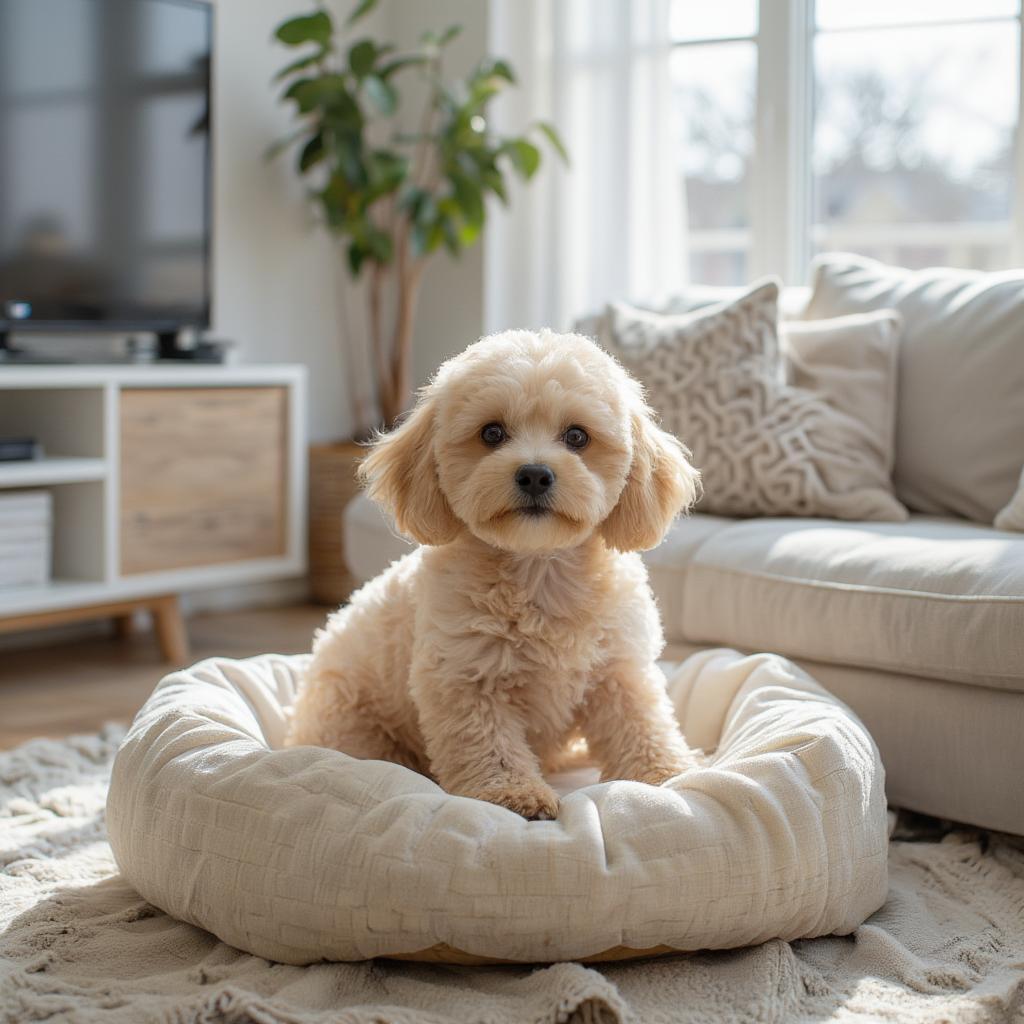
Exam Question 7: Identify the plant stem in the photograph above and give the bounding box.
[390,254,425,425]
[369,261,393,424]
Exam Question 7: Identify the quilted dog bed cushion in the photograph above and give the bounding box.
[106,649,889,965]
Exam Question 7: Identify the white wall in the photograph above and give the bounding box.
[211,0,380,443]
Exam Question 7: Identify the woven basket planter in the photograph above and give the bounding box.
[308,441,364,606]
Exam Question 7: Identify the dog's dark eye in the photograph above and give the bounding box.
[481,422,506,446]
[563,426,589,450]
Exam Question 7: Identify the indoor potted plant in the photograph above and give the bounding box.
[271,0,566,601]
[271,0,566,429]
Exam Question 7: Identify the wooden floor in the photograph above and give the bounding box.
[0,604,327,750]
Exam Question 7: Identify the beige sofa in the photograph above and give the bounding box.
[342,256,1024,836]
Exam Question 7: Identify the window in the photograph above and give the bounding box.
[670,2,758,284]
[672,0,1023,283]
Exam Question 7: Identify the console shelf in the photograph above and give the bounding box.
[0,364,308,662]
[0,456,108,488]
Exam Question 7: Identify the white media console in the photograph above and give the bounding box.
[0,363,307,662]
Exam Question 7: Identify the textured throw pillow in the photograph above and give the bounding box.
[781,310,903,477]
[573,286,809,340]
[803,253,1024,526]
[599,280,908,521]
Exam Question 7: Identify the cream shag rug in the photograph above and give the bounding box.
[2,728,1023,1024]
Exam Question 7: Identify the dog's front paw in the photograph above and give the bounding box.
[635,763,692,786]
[619,752,704,786]
[465,777,560,820]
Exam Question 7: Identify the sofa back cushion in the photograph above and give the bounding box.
[803,253,1024,524]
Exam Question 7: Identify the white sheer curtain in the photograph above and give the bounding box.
[485,0,687,334]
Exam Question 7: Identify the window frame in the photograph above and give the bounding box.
[677,0,1024,282]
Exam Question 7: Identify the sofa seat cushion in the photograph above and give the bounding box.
[344,491,414,583]
[681,516,1024,691]
[642,514,735,640]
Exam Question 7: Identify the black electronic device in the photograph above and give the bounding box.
[0,0,212,358]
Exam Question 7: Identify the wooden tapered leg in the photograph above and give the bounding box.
[151,595,189,666]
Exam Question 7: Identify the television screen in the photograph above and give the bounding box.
[0,0,211,332]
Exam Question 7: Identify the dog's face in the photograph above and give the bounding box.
[359,330,699,554]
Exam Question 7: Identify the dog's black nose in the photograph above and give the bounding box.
[515,463,555,498]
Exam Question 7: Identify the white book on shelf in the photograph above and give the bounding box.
[0,562,50,587]
[0,490,53,519]
[0,528,49,544]
[0,490,52,588]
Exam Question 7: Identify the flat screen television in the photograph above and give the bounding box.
[0,0,212,352]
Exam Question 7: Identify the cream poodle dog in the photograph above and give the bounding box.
[287,329,701,819]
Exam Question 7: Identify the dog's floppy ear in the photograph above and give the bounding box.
[358,394,461,546]
[600,407,700,552]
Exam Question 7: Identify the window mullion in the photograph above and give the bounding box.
[751,0,812,283]
[1012,6,1024,265]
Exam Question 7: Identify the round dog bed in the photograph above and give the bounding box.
[106,649,888,965]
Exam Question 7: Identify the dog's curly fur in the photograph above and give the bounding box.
[286,329,702,819]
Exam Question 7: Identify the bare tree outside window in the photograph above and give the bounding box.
[670,0,1021,284]
[813,15,1018,270]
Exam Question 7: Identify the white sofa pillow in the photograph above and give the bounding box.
[600,280,908,521]
[803,253,1024,526]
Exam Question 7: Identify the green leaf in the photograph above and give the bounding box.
[490,59,515,82]
[503,138,541,179]
[298,132,325,172]
[411,221,429,258]
[421,24,462,47]
[264,129,305,161]
[346,0,378,26]
[366,150,408,193]
[321,175,351,228]
[450,173,484,228]
[478,57,515,84]
[336,137,368,187]
[274,50,326,82]
[364,227,393,262]
[379,54,429,78]
[321,95,363,134]
[284,75,360,124]
[536,121,569,163]
[458,219,481,246]
[410,190,438,234]
[363,74,397,115]
[481,167,508,204]
[455,150,480,178]
[399,185,427,215]
[275,11,332,47]
[347,242,366,275]
[441,215,460,256]
[283,76,311,102]
[468,79,500,108]
[348,39,377,78]
[411,206,444,258]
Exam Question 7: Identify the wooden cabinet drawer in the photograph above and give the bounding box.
[120,387,288,575]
